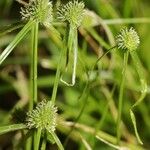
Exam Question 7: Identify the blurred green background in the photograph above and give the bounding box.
[0,0,150,149]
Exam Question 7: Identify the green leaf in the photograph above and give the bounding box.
[130,110,143,145]
[0,124,27,135]
[0,21,24,37]
[60,27,78,86]
[0,20,34,65]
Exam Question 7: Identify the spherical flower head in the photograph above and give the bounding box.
[26,100,57,132]
[116,27,140,51]
[57,0,85,28]
[20,0,53,27]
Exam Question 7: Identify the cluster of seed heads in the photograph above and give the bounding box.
[57,0,85,28]
[116,27,140,51]
[20,0,85,28]
[20,0,53,27]
[26,100,57,132]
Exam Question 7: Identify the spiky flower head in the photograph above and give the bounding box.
[116,27,140,51]
[57,0,85,28]
[20,0,53,27]
[26,100,57,132]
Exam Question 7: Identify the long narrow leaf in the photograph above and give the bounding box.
[129,51,147,144]
[60,27,78,86]
[0,124,26,135]
[0,20,34,65]
[0,21,24,37]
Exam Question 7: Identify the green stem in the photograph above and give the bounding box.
[41,138,46,150]
[103,17,150,25]
[86,27,110,49]
[92,46,116,70]
[34,129,42,150]
[25,137,32,150]
[72,28,78,86]
[32,23,39,150]
[51,43,64,104]
[26,22,39,150]
[117,51,129,144]
[0,20,33,65]
[51,132,64,150]
[30,22,39,108]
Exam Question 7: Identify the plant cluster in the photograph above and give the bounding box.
[0,0,149,149]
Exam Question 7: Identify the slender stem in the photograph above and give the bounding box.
[34,129,42,150]
[86,27,110,49]
[25,137,32,150]
[72,28,78,86]
[103,18,150,25]
[96,135,121,150]
[32,22,38,105]
[32,23,39,150]
[117,51,129,144]
[41,138,47,150]
[92,46,116,70]
[30,22,39,109]
[26,22,39,150]
[51,132,64,150]
[51,46,64,104]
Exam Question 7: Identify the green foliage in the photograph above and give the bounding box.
[0,0,150,149]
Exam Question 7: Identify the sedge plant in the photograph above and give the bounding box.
[0,0,63,149]
[0,0,149,149]
[0,0,85,149]
[58,0,85,86]
[116,27,147,145]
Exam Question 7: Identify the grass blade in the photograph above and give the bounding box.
[0,124,26,135]
[0,21,24,37]
[60,27,78,86]
[129,51,147,144]
[0,20,33,65]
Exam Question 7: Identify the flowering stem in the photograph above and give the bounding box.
[30,22,39,108]
[41,138,46,150]
[26,22,39,150]
[34,129,42,150]
[117,51,129,144]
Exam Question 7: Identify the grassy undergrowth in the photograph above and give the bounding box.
[0,0,150,149]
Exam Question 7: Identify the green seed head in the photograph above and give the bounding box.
[20,0,53,27]
[57,0,85,28]
[26,100,57,132]
[116,27,140,51]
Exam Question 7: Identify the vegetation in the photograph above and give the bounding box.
[0,0,150,149]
